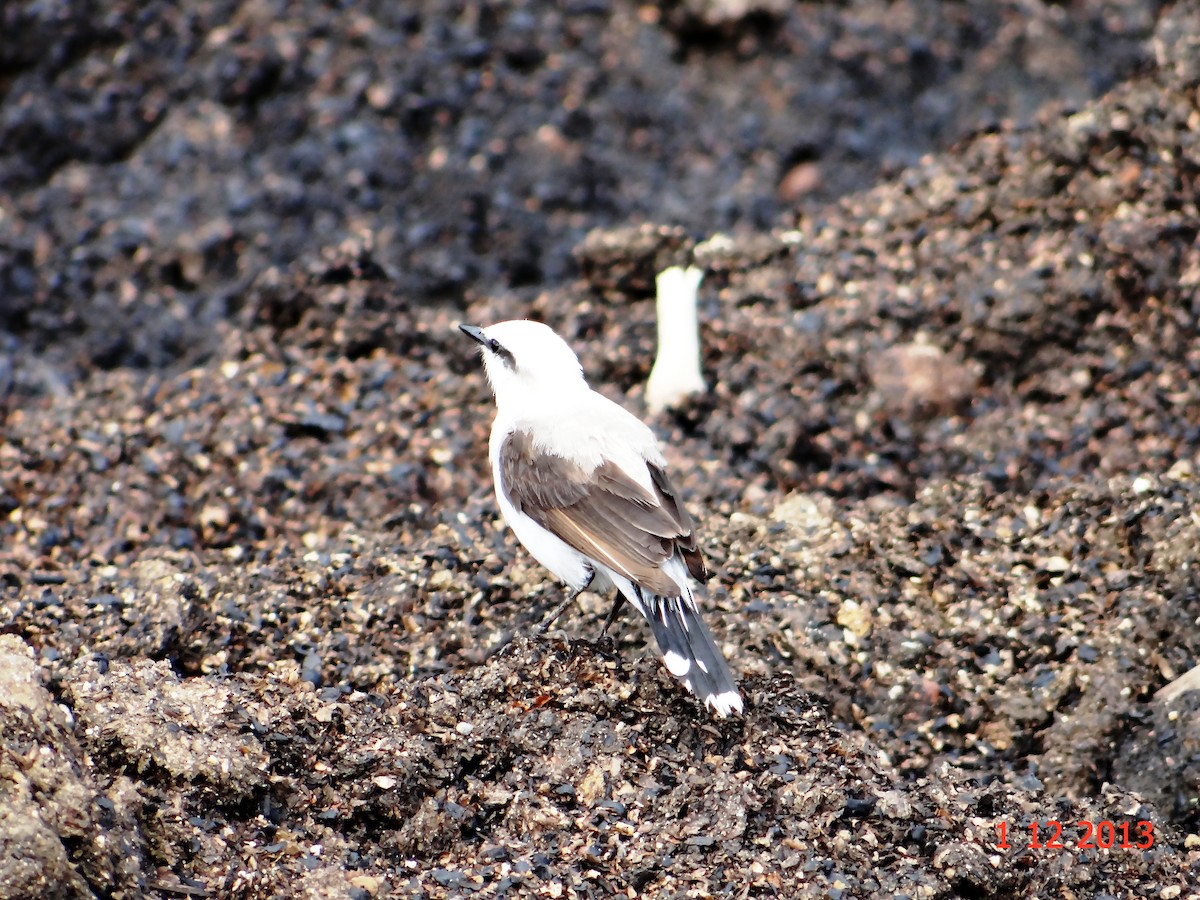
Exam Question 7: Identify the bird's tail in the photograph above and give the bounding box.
[637,591,743,718]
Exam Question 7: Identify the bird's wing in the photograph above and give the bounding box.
[500,428,707,596]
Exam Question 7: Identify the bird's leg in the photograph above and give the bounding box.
[537,568,594,634]
[536,589,579,633]
[599,593,626,638]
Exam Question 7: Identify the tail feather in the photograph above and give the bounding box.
[638,592,743,717]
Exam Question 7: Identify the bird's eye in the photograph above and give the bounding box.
[487,338,517,369]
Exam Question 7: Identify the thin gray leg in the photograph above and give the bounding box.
[537,567,594,634]
[537,589,579,633]
[599,593,626,637]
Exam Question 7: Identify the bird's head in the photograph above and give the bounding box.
[459,320,587,406]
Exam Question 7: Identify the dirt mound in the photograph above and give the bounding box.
[3,1,1199,896]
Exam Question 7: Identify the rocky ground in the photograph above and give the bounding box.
[2,0,1199,897]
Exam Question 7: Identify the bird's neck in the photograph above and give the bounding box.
[493,379,588,420]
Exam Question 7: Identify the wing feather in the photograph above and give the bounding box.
[500,429,707,594]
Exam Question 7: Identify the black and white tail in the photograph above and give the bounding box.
[637,591,743,717]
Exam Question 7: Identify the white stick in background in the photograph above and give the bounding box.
[646,265,706,415]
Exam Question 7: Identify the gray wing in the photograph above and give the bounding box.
[500,429,707,596]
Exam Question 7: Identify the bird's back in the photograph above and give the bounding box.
[493,387,664,490]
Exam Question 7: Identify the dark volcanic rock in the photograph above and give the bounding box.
[0,636,143,900]
[0,0,1156,381]
[15,634,1196,898]
[3,0,1200,896]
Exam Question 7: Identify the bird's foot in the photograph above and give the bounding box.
[485,630,518,658]
[597,594,626,640]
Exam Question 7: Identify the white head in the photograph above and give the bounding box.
[459,320,588,407]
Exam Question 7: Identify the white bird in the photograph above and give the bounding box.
[460,319,743,717]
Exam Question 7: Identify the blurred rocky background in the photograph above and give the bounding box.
[2,0,1199,896]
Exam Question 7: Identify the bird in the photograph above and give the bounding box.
[459,319,743,717]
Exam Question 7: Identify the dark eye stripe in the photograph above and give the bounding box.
[488,338,517,369]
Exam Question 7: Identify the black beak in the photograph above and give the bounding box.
[459,324,487,345]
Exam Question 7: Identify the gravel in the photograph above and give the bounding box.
[2,1,1199,896]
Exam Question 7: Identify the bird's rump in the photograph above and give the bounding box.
[500,428,707,596]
